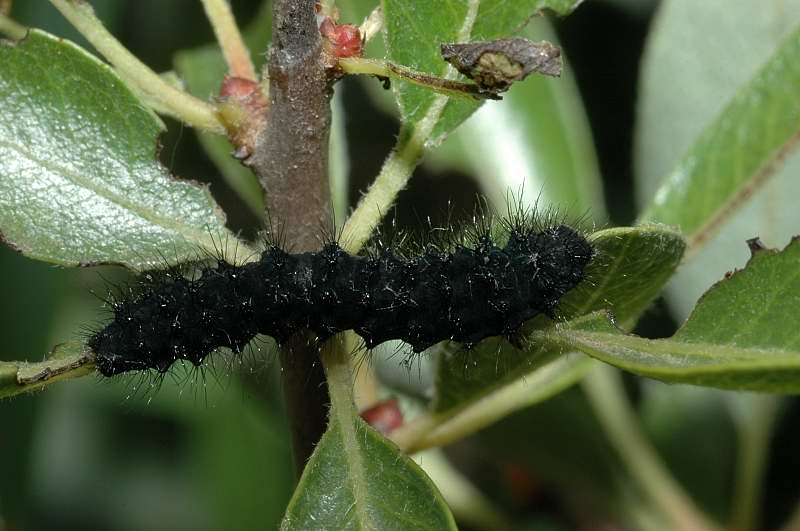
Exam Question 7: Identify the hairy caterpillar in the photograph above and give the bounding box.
[89,212,593,377]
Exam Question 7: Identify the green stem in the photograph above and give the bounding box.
[200,0,257,81]
[0,343,95,400]
[322,340,358,419]
[0,12,25,39]
[49,0,224,133]
[583,365,721,531]
[340,0,480,253]
[729,396,782,531]
[391,355,592,453]
[338,57,487,100]
[340,125,424,253]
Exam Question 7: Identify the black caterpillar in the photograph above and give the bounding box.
[89,219,593,377]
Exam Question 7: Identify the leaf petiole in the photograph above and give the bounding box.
[200,0,257,81]
[49,0,225,133]
[338,56,495,100]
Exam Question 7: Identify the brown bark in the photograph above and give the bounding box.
[248,0,332,252]
[246,0,332,476]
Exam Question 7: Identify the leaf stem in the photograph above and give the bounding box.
[200,0,257,81]
[0,11,25,40]
[49,0,225,133]
[389,411,441,452]
[338,57,488,100]
[582,365,721,531]
[729,396,782,531]
[0,344,95,399]
[322,340,358,419]
[319,339,384,529]
[340,0,479,252]
[391,355,592,453]
[340,126,424,253]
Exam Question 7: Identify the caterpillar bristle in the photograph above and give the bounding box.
[88,201,594,379]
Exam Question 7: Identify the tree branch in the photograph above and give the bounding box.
[246,0,333,475]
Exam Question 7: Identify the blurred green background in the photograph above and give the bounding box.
[2,1,800,530]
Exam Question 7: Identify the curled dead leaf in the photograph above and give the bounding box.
[441,38,561,94]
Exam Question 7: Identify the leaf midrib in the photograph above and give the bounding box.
[572,329,800,364]
[0,138,219,250]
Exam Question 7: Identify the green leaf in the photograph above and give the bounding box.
[381,0,583,145]
[638,24,800,242]
[635,2,800,319]
[0,30,242,270]
[395,225,685,450]
[560,225,686,326]
[173,2,271,217]
[636,1,800,210]
[282,413,456,530]
[557,238,800,391]
[0,341,95,399]
[285,346,455,530]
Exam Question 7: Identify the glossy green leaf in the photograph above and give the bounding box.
[639,25,800,241]
[400,226,684,449]
[0,31,242,269]
[636,1,800,320]
[557,238,800,391]
[0,341,94,399]
[282,414,456,530]
[173,2,271,217]
[636,1,800,209]
[559,225,686,326]
[381,0,583,145]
